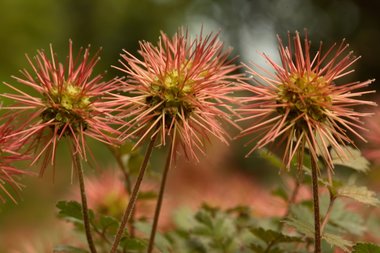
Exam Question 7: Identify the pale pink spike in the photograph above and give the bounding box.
[4,41,124,175]
[239,30,375,170]
[113,27,241,161]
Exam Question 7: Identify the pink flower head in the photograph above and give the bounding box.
[83,171,128,218]
[3,41,122,175]
[239,31,375,170]
[0,118,29,203]
[113,28,241,160]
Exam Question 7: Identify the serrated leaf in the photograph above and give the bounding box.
[337,185,379,206]
[302,167,331,187]
[289,204,313,224]
[250,243,284,253]
[186,238,207,253]
[172,207,196,230]
[56,201,84,220]
[250,243,265,253]
[195,210,214,229]
[250,227,302,244]
[285,217,353,252]
[54,245,88,253]
[284,217,314,237]
[331,146,370,173]
[327,199,365,236]
[120,237,147,250]
[366,213,380,236]
[99,215,119,231]
[352,243,380,253]
[322,232,353,252]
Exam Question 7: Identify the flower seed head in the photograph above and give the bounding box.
[238,31,376,170]
[114,28,241,160]
[2,41,123,175]
[277,72,332,130]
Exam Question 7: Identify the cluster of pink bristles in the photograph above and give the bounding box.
[0,28,375,202]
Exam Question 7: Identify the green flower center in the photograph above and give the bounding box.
[146,67,195,126]
[277,73,332,129]
[41,83,91,135]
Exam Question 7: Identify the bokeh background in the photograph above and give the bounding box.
[0,0,379,251]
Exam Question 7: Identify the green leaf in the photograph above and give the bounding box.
[285,217,353,252]
[250,243,284,253]
[250,243,265,253]
[302,166,333,187]
[195,209,214,229]
[284,217,314,238]
[285,217,352,252]
[172,207,197,230]
[337,185,380,206]
[331,146,370,173]
[56,201,84,221]
[322,232,353,252]
[53,245,88,253]
[120,237,147,250]
[352,243,380,253]
[327,199,365,236]
[99,215,119,232]
[289,204,314,225]
[257,149,283,169]
[366,213,380,236]
[250,227,302,244]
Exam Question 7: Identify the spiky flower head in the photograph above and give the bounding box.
[114,28,240,160]
[239,31,375,170]
[3,41,122,175]
[0,118,29,203]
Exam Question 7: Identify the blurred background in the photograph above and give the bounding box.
[0,0,379,251]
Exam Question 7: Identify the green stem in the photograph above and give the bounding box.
[73,151,98,253]
[110,135,157,253]
[310,155,321,253]
[147,133,176,253]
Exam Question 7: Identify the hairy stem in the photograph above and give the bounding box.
[110,135,157,253]
[73,151,98,253]
[147,133,176,253]
[310,155,321,253]
[321,189,336,233]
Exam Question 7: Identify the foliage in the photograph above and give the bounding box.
[352,243,380,253]
[52,145,380,253]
